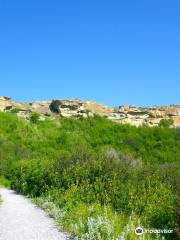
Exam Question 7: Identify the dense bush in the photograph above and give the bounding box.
[30,112,41,124]
[159,119,174,128]
[0,112,179,239]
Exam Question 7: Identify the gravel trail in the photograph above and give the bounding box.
[0,188,70,240]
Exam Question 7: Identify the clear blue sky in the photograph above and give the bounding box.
[0,0,179,106]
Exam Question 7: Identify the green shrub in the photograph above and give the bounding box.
[159,119,174,128]
[30,112,40,124]
[10,108,21,113]
[0,176,11,187]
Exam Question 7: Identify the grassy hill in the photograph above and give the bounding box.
[0,112,179,239]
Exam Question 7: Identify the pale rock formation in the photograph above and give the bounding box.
[0,96,12,111]
[0,96,179,127]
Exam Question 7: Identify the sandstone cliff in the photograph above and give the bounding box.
[0,96,179,127]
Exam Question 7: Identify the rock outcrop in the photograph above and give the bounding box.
[0,96,179,127]
[0,96,12,111]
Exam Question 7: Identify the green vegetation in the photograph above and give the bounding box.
[0,176,11,188]
[10,108,21,114]
[30,112,40,123]
[159,119,174,128]
[0,112,179,239]
[0,175,10,205]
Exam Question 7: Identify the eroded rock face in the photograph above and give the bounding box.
[30,101,51,115]
[49,99,113,118]
[50,100,84,116]
[0,96,13,111]
[0,96,179,127]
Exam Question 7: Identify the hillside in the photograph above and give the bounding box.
[0,112,179,239]
[0,96,180,127]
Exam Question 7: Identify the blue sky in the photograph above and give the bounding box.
[0,0,179,106]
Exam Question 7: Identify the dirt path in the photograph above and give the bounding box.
[0,188,70,240]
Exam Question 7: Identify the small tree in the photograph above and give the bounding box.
[159,118,174,128]
[30,112,40,124]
